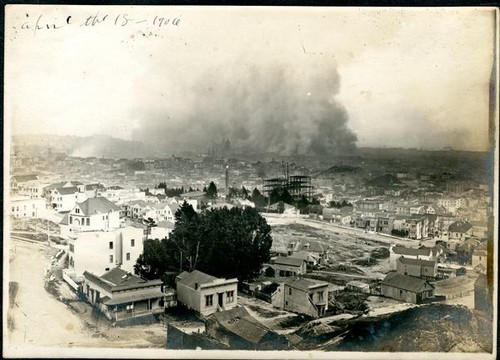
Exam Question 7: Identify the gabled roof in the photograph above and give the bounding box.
[76,197,120,215]
[59,213,70,225]
[56,186,78,195]
[210,306,272,344]
[392,245,432,257]
[381,272,434,293]
[448,220,473,233]
[274,256,305,267]
[397,257,436,268]
[44,182,66,190]
[284,278,328,292]
[177,270,233,290]
[12,174,38,182]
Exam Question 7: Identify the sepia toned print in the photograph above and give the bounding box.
[3,5,498,359]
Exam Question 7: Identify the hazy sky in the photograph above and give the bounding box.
[5,6,496,152]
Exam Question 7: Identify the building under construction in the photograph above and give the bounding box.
[263,162,313,202]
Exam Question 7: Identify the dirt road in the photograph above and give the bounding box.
[5,239,167,357]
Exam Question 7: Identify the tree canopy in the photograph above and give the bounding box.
[135,202,273,282]
[205,181,218,199]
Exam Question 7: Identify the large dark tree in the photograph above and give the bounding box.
[134,239,168,279]
[205,181,218,199]
[135,204,273,281]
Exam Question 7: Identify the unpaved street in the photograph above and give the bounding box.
[5,239,167,356]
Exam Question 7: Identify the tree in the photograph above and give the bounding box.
[135,205,273,281]
[241,186,249,199]
[168,202,203,272]
[206,181,218,199]
[250,188,267,208]
[134,239,167,279]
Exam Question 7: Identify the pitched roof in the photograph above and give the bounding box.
[76,197,120,215]
[381,272,434,293]
[210,306,271,344]
[56,186,78,195]
[59,213,70,225]
[157,220,175,229]
[392,246,432,257]
[448,220,473,233]
[85,183,105,191]
[176,270,218,289]
[83,267,162,292]
[397,257,436,268]
[12,174,38,182]
[284,278,328,292]
[44,182,66,190]
[274,256,305,267]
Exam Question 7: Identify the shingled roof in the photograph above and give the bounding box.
[397,257,436,268]
[176,270,237,290]
[12,174,39,183]
[392,245,432,257]
[381,272,434,293]
[448,220,473,233]
[284,278,328,292]
[56,186,79,195]
[76,197,120,215]
[274,256,306,267]
[210,306,271,344]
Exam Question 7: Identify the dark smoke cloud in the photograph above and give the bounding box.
[131,60,357,157]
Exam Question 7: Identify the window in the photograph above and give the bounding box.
[12,207,14,212]
[131,239,135,247]
[318,291,324,301]
[205,294,213,307]
[109,241,113,250]
[69,216,73,224]
[109,255,114,263]
[289,288,292,295]
[126,253,130,261]
[226,290,234,303]
[75,208,80,214]
[86,218,90,226]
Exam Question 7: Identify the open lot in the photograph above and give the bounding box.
[266,215,396,280]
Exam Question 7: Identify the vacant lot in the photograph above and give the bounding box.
[268,218,392,279]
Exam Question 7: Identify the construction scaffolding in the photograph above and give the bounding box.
[263,175,312,201]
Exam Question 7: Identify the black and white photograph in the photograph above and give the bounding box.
[3,5,498,359]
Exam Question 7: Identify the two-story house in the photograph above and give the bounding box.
[59,197,121,237]
[282,278,328,318]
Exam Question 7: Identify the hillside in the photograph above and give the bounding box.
[327,304,493,353]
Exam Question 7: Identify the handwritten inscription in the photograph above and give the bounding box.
[13,12,181,37]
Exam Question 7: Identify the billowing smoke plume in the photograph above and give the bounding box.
[131,60,357,157]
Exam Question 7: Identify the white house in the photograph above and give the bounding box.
[176,270,238,316]
[10,195,46,218]
[389,245,442,270]
[67,225,144,281]
[59,197,121,238]
[51,187,87,213]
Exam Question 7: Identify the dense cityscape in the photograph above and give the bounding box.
[7,134,495,352]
